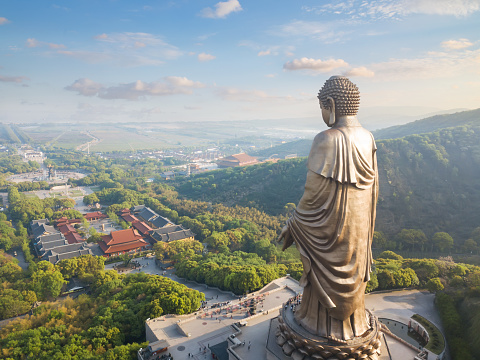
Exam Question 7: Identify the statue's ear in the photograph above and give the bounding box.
[327,96,335,126]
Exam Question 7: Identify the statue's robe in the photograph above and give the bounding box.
[288,118,378,340]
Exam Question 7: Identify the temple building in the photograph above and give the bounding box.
[149,225,195,243]
[98,228,150,257]
[30,219,91,264]
[85,211,108,221]
[217,153,258,168]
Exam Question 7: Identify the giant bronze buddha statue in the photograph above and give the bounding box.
[278,75,379,343]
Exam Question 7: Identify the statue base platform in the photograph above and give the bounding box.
[275,306,382,360]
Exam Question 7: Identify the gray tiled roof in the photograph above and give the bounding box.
[31,219,48,226]
[131,205,146,213]
[149,226,195,243]
[138,207,158,222]
[32,224,59,238]
[150,225,183,235]
[47,248,92,264]
[34,232,65,245]
[36,239,69,256]
[137,207,173,228]
[42,243,86,258]
[150,215,173,228]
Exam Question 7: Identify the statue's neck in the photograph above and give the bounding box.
[333,115,360,128]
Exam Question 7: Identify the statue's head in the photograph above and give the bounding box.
[317,76,360,126]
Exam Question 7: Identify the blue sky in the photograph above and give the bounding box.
[1,0,479,123]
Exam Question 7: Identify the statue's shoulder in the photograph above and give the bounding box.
[308,129,342,165]
[312,129,341,145]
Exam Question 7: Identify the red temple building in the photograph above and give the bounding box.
[98,228,149,257]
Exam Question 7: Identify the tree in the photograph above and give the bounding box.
[154,242,167,260]
[432,232,454,252]
[377,270,395,290]
[283,203,296,216]
[396,229,428,251]
[471,227,480,245]
[87,233,104,243]
[403,259,439,284]
[464,238,478,254]
[366,272,379,292]
[31,261,66,299]
[449,264,468,277]
[377,250,403,260]
[205,232,229,250]
[393,268,419,288]
[373,231,388,249]
[426,277,444,293]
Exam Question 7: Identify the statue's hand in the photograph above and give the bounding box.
[277,225,294,251]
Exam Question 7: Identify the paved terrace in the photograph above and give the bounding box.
[144,281,444,360]
[145,276,302,359]
[109,258,443,360]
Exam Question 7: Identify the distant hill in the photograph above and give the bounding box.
[251,108,480,159]
[175,118,480,242]
[373,108,480,140]
[251,139,312,159]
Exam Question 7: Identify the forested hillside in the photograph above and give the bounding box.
[373,108,480,140]
[177,158,307,215]
[175,121,480,243]
[251,139,311,159]
[250,108,480,160]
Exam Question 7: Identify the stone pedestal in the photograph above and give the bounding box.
[275,307,382,360]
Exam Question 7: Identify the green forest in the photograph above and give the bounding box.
[1,109,480,359]
[0,252,204,359]
[174,121,480,246]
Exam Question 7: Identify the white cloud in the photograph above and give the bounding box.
[48,43,66,49]
[239,41,295,57]
[305,0,480,20]
[52,4,70,11]
[25,38,65,49]
[284,57,349,72]
[26,38,40,48]
[370,46,480,79]
[216,87,273,102]
[278,20,328,37]
[94,33,108,40]
[58,50,113,64]
[58,32,182,67]
[275,20,351,43]
[0,75,28,83]
[198,53,216,61]
[65,77,205,100]
[402,0,480,16]
[94,32,180,55]
[198,33,217,41]
[216,87,294,102]
[441,38,474,50]
[343,66,375,77]
[0,17,10,25]
[65,78,104,96]
[200,0,243,19]
[90,32,182,63]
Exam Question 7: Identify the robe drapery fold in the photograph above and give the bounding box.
[288,123,378,340]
